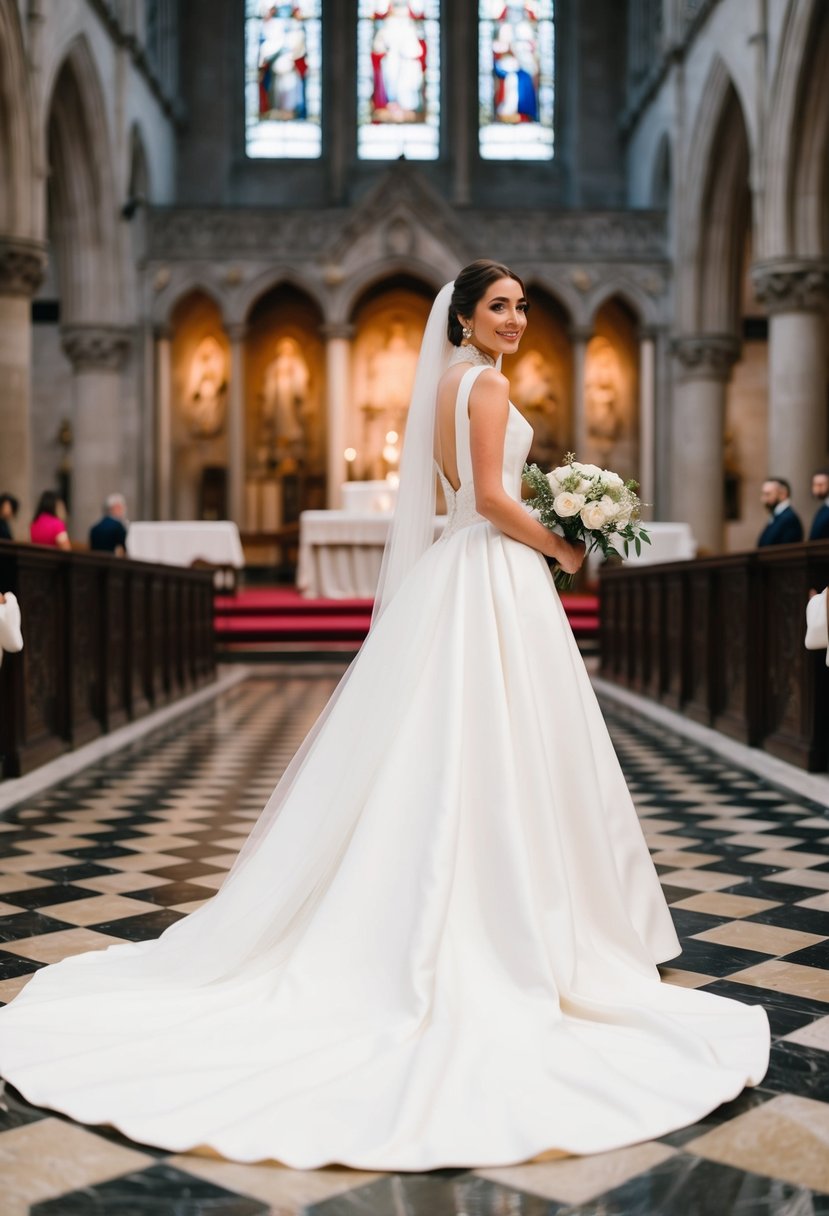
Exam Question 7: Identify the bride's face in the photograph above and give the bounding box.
[463,277,528,360]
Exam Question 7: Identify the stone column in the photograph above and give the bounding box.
[154,325,173,518]
[569,326,592,459]
[638,329,656,514]
[0,238,46,525]
[322,323,354,508]
[225,323,247,525]
[670,334,740,554]
[61,324,132,541]
[752,261,829,520]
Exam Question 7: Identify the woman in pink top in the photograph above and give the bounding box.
[30,490,70,550]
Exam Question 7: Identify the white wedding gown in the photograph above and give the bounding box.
[0,365,769,1170]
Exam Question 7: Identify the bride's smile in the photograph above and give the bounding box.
[458,277,529,360]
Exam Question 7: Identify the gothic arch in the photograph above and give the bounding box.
[790,2,829,256]
[586,280,653,330]
[0,0,34,237]
[339,257,449,326]
[234,267,329,327]
[680,60,751,335]
[46,36,120,322]
[522,275,576,328]
[763,0,824,257]
[158,277,227,328]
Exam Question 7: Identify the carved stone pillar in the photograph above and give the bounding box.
[638,328,657,513]
[670,334,740,554]
[752,261,829,520]
[225,323,247,525]
[61,324,132,539]
[154,325,173,519]
[569,326,593,460]
[0,238,47,525]
[322,323,354,508]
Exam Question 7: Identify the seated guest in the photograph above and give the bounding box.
[0,590,23,664]
[89,493,128,556]
[757,477,803,546]
[0,493,19,541]
[30,490,71,550]
[808,468,829,541]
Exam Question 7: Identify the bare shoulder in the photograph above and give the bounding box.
[468,367,509,409]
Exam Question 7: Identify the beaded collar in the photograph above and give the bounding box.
[447,342,496,368]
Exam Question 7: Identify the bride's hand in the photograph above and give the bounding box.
[551,538,586,575]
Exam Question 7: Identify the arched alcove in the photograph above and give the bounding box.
[348,274,434,481]
[696,80,751,334]
[170,290,230,521]
[245,284,326,526]
[502,286,573,468]
[46,38,119,324]
[585,296,640,480]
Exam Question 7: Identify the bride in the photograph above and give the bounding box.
[0,260,769,1171]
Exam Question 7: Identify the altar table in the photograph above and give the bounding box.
[297,511,444,599]
[126,522,245,589]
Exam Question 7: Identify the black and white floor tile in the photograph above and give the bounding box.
[0,672,827,1214]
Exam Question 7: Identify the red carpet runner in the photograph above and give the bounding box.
[215,587,599,657]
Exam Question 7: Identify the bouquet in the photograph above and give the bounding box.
[523,452,651,590]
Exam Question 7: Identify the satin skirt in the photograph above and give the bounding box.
[0,522,769,1169]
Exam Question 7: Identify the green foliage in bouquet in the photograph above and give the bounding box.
[522,453,651,590]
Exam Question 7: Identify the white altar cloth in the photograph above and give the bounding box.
[126,522,245,569]
[298,511,444,600]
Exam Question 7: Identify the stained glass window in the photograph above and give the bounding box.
[245,1,322,159]
[479,0,554,161]
[357,1,441,161]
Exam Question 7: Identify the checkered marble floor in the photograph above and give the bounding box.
[0,671,827,1215]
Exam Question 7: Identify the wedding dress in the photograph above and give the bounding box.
[0,360,769,1172]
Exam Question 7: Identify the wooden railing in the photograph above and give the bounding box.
[0,542,216,779]
[599,540,829,772]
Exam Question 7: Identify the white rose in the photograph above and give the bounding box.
[580,500,613,530]
[546,471,563,494]
[614,504,633,527]
[576,462,603,479]
[553,491,585,518]
[551,465,571,483]
[603,471,624,490]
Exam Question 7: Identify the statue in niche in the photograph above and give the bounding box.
[584,335,625,464]
[186,336,227,438]
[370,3,427,121]
[362,316,419,478]
[510,348,561,465]
[259,336,311,465]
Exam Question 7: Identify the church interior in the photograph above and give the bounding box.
[1,1,829,1212]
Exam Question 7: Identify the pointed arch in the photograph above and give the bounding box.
[0,0,34,236]
[234,267,330,327]
[680,59,751,334]
[46,36,120,322]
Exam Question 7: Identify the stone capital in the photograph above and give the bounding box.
[61,325,133,371]
[0,238,48,297]
[320,323,355,342]
[751,260,829,314]
[670,333,740,381]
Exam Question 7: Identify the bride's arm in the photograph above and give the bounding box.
[469,372,584,574]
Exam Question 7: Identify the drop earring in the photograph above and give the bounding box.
[462,325,473,341]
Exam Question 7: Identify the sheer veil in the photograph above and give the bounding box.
[371,280,454,625]
[181,280,457,926]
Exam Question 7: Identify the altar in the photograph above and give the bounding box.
[127,521,245,589]
[297,487,444,599]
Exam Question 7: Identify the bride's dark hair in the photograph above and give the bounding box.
[448,259,527,346]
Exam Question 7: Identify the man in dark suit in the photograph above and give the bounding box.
[757,477,803,546]
[89,494,128,556]
[808,468,829,541]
